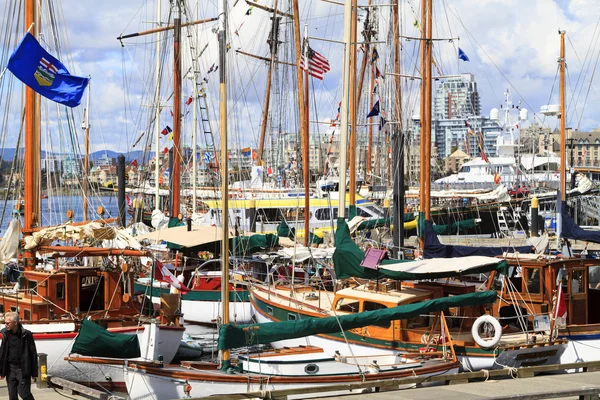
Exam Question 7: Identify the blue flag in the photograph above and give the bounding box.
[7,33,89,107]
[367,100,380,118]
[458,47,470,62]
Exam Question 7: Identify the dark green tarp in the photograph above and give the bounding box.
[71,319,141,358]
[232,234,279,256]
[333,218,507,280]
[276,220,291,238]
[218,290,497,350]
[432,219,478,235]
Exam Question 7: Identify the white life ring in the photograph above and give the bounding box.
[471,315,502,349]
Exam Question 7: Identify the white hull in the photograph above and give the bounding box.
[124,363,458,399]
[16,322,183,385]
[559,336,600,372]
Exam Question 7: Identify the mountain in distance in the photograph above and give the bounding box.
[0,148,153,163]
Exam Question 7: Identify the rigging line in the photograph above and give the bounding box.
[567,27,600,112]
[576,43,600,131]
[445,3,540,120]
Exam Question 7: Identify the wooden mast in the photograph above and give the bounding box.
[83,84,91,220]
[559,31,566,202]
[348,0,358,210]
[424,0,432,220]
[24,0,39,270]
[291,0,308,245]
[256,0,279,167]
[303,24,310,246]
[154,0,162,211]
[218,0,231,367]
[418,0,426,227]
[338,0,352,220]
[392,0,404,254]
[171,5,182,218]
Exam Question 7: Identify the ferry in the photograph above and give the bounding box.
[197,194,386,233]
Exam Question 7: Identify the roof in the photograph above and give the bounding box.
[448,149,469,158]
[135,225,249,248]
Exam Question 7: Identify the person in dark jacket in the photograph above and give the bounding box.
[0,312,38,400]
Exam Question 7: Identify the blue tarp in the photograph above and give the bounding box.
[560,201,600,244]
[423,220,534,258]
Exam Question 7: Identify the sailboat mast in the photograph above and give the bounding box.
[303,24,310,246]
[171,4,182,218]
[83,83,91,221]
[256,0,279,167]
[392,0,404,254]
[424,0,432,220]
[24,0,39,269]
[418,0,426,226]
[291,0,308,244]
[348,0,357,210]
[337,0,352,219]
[559,30,566,202]
[218,0,231,366]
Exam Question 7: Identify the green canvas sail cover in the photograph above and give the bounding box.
[356,213,415,231]
[232,234,279,256]
[432,219,477,235]
[218,290,497,350]
[333,219,507,280]
[71,319,141,358]
[276,220,291,238]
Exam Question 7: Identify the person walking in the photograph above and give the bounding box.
[0,312,38,400]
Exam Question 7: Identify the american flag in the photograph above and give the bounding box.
[300,46,331,80]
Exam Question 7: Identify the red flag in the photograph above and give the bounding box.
[153,260,190,294]
[555,284,567,318]
[125,194,132,207]
[185,96,193,105]
[161,125,172,135]
[163,147,169,154]
[131,159,139,167]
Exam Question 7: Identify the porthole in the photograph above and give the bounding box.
[305,364,319,375]
[267,306,273,316]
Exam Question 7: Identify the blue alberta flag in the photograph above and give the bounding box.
[7,33,89,107]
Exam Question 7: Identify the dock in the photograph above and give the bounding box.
[310,370,600,399]
[0,376,124,400]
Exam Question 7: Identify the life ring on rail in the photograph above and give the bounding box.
[471,315,502,349]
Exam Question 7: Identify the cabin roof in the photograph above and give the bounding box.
[336,285,432,305]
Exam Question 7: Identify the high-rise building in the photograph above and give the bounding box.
[433,73,481,120]
[431,73,501,159]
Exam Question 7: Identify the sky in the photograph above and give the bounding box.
[2,0,600,155]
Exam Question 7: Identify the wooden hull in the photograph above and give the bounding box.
[124,357,459,399]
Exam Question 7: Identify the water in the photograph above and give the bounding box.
[0,195,121,234]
